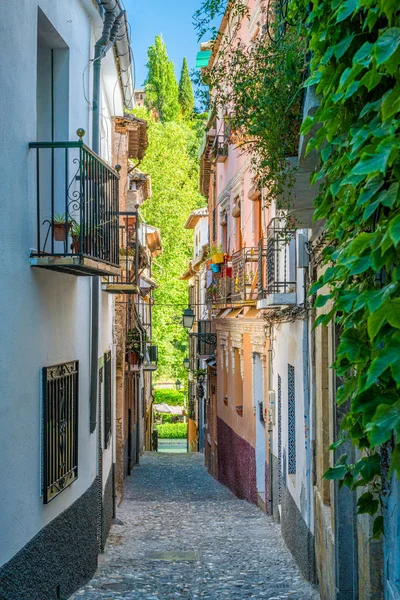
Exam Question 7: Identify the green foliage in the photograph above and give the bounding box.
[179,58,195,118]
[160,414,183,424]
[137,115,205,381]
[154,389,185,406]
[197,1,307,202]
[145,35,180,122]
[155,423,188,439]
[299,0,400,533]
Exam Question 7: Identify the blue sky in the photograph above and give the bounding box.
[124,0,202,89]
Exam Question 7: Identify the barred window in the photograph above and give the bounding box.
[104,352,112,448]
[288,364,296,475]
[42,361,79,504]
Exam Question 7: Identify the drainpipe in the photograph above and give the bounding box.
[90,1,124,433]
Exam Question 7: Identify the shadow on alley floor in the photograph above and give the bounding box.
[71,453,320,599]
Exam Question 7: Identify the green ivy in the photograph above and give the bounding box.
[299,0,400,532]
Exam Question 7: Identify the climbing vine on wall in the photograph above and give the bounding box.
[195,0,307,206]
[301,0,400,535]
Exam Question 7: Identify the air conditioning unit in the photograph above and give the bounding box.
[268,390,276,425]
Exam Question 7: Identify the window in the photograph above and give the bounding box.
[104,352,112,448]
[288,364,296,474]
[42,361,79,504]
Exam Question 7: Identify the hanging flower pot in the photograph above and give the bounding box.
[211,263,221,273]
[212,253,225,264]
[53,214,72,242]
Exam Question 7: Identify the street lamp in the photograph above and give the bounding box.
[182,307,195,330]
[175,379,182,391]
[183,357,190,370]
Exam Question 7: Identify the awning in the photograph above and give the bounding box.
[140,274,158,291]
[153,403,184,415]
[196,50,212,68]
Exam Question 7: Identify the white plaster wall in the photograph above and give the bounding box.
[271,317,312,527]
[0,0,121,566]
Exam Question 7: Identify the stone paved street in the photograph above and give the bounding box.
[71,453,319,600]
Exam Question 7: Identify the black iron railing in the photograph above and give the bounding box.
[215,268,232,306]
[231,247,259,303]
[42,361,79,504]
[258,218,296,298]
[195,320,216,357]
[30,134,120,266]
[104,352,112,448]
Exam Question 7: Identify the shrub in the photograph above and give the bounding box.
[154,388,185,406]
[155,423,188,439]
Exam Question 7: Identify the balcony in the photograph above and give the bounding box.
[257,217,297,309]
[196,320,216,358]
[102,216,141,294]
[214,266,232,307]
[29,133,120,276]
[210,136,228,163]
[231,247,259,305]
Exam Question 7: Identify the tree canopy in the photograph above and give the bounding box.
[178,58,195,118]
[134,108,205,381]
[145,35,180,122]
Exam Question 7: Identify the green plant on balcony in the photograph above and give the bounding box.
[52,213,72,242]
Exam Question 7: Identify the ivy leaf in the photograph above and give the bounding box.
[368,283,398,312]
[378,183,399,208]
[358,454,381,482]
[382,86,400,121]
[389,214,400,244]
[315,293,331,308]
[336,0,359,23]
[334,34,355,59]
[301,115,315,136]
[337,377,358,405]
[365,339,400,389]
[359,68,382,92]
[352,41,373,66]
[374,28,400,66]
[372,516,384,539]
[329,437,346,450]
[356,178,384,206]
[324,464,348,479]
[357,491,379,515]
[367,401,400,446]
[351,149,389,175]
[367,305,387,340]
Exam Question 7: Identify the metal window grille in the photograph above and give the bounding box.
[278,374,282,502]
[42,361,79,504]
[104,352,112,448]
[197,320,216,357]
[258,218,296,298]
[288,364,296,474]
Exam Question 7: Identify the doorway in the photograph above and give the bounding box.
[254,354,266,506]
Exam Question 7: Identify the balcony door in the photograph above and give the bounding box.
[254,353,266,506]
[37,8,69,142]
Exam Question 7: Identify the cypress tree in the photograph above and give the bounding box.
[145,35,180,122]
[178,58,195,118]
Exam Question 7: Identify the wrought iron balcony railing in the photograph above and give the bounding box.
[29,131,120,276]
[102,215,151,294]
[231,247,259,304]
[257,217,297,308]
[215,268,232,307]
[195,320,216,358]
[211,136,229,163]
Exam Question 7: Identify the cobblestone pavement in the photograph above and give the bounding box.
[71,453,320,600]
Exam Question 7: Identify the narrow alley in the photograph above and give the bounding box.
[71,454,319,600]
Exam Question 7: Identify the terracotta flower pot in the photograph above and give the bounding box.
[53,222,71,242]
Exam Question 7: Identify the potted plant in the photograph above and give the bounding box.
[210,244,224,264]
[53,213,71,242]
[120,246,135,270]
[71,222,81,254]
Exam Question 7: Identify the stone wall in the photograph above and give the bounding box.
[102,467,114,553]
[314,490,335,600]
[281,484,317,585]
[0,479,99,600]
[217,417,257,504]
